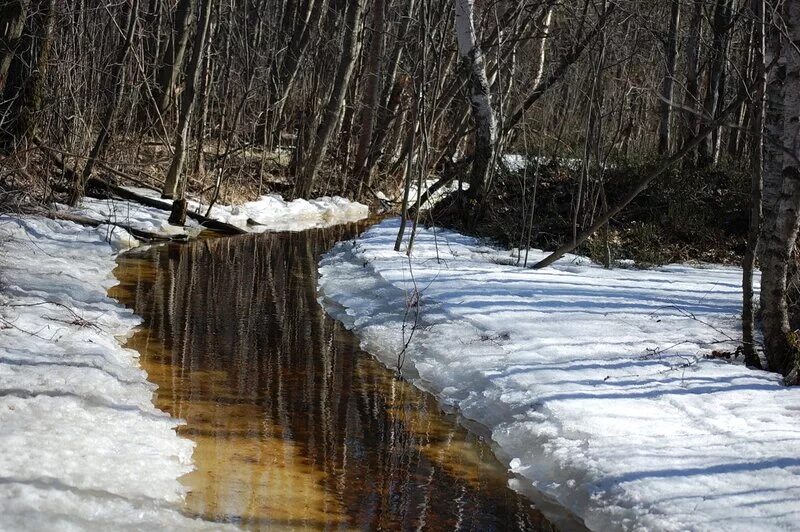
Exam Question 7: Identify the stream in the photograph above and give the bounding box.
[109,222,558,530]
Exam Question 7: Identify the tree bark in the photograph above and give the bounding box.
[532,4,554,89]
[0,0,29,93]
[698,0,732,166]
[0,0,55,152]
[759,0,800,383]
[741,0,765,369]
[162,0,213,200]
[454,0,496,203]
[760,7,785,255]
[658,0,680,155]
[353,0,387,188]
[266,0,326,146]
[152,0,196,117]
[295,0,366,198]
[681,0,703,163]
[360,0,416,181]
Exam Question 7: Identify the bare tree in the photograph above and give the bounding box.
[295,0,366,198]
[162,0,214,203]
[454,0,495,205]
[0,0,29,93]
[69,0,140,205]
[152,0,196,117]
[741,0,765,369]
[658,0,680,154]
[353,0,387,184]
[0,0,55,152]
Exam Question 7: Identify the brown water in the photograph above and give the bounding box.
[110,223,557,531]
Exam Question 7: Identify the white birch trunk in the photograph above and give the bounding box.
[760,0,800,382]
[455,0,496,202]
[532,7,553,89]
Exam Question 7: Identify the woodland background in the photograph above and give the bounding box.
[1,0,799,381]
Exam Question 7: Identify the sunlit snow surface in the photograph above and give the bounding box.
[75,187,369,233]
[0,217,231,529]
[318,218,800,532]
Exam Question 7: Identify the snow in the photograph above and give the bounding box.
[118,186,370,232]
[0,216,232,529]
[206,194,369,232]
[71,197,203,239]
[318,218,800,532]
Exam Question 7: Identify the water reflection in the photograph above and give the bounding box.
[111,225,555,531]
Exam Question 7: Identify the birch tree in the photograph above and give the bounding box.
[759,0,800,384]
[454,0,495,205]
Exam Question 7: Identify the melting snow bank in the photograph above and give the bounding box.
[318,218,800,532]
[203,193,369,232]
[71,187,369,234]
[0,216,233,530]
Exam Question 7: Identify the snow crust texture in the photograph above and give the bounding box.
[318,218,800,532]
[205,193,370,231]
[79,187,370,233]
[0,216,223,530]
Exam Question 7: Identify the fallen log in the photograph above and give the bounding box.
[86,177,247,235]
[38,209,188,242]
[33,137,246,235]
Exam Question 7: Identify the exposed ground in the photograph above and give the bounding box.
[429,158,749,266]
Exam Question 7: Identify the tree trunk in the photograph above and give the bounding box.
[295,0,366,198]
[360,0,416,181]
[353,0,387,192]
[698,0,732,166]
[760,0,800,383]
[760,9,785,257]
[741,0,765,369]
[454,0,496,203]
[681,0,702,164]
[266,0,326,146]
[532,5,554,89]
[152,0,196,117]
[0,0,54,152]
[162,0,213,200]
[0,0,29,93]
[658,0,680,155]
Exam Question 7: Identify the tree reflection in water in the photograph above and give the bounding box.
[111,224,555,531]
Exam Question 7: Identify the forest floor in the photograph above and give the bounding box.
[318,218,800,531]
[430,158,749,266]
[0,192,368,529]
